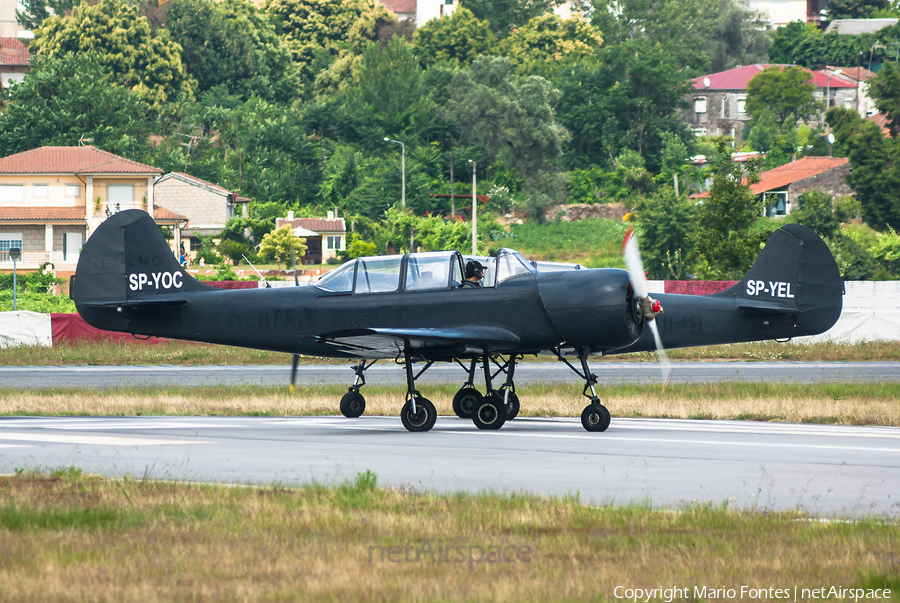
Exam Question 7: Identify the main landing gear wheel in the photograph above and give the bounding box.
[496,387,519,420]
[581,400,610,432]
[473,395,507,430]
[452,386,482,419]
[340,390,366,418]
[401,397,437,432]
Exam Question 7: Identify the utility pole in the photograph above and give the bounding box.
[384,137,405,208]
[449,153,455,216]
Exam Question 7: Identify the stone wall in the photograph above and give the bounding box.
[155,179,227,227]
[545,203,627,222]
[787,164,854,206]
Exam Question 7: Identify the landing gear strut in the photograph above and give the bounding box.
[399,350,437,432]
[555,348,611,433]
[340,359,376,418]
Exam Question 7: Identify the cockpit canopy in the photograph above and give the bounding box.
[315,248,537,294]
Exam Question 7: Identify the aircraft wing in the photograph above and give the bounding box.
[316,325,522,359]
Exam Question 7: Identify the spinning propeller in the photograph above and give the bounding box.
[290,249,300,393]
[622,228,673,387]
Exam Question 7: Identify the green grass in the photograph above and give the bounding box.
[490,218,629,267]
[0,468,897,602]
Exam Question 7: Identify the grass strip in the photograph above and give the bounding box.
[0,382,898,426]
[1,339,898,366]
[0,468,897,602]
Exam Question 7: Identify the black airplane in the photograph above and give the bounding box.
[72,210,843,433]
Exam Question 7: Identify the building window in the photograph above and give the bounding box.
[107,185,133,210]
[65,184,80,197]
[843,98,853,109]
[0,233,23,262]
[326,235,342,250]
[694,96,707,113]
[34,184,49,197]
[736,97,747,114]
[764,192,789,217]
[692,128,707,137]
[0,185,24,202]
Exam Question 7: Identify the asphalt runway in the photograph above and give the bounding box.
[1,361,898,389]
[1,415,898,517]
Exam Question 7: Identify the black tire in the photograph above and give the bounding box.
[339,390,366,418]
[452,386,482,419]
[496,387,520,420]
[581,403,611,432]
[401,397,437,432]
[473,395,506,430]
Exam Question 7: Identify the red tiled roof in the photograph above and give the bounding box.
[0,38,29,67]
[379,0,416,14]
[0,146,163,175]
[692,64,856,91]
[153,206,188,221]
[824,66,876,82]
[295,218,346,232]
[0,207,85,220]
[750,157,849,194]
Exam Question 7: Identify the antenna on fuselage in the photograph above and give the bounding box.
[242,254,271,289]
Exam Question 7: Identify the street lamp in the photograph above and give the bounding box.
[468,160,477,255]
[8,247,20,311]
[384,137,405,208]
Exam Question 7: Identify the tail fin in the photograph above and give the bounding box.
[72,210,213,331]
[716,223,843,336]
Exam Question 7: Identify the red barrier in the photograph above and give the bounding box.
[50,313,164,343]
[205,281,259,289]
[664,281,737,295]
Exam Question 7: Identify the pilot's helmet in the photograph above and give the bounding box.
[465,260,485,279]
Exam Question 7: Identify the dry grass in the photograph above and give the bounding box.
[0,469,897,603]
[1,382,898,426]
[1,339,898,366]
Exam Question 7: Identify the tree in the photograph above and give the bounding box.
[258,225,307,266]
[29,0,195,110]
[587,0,770,75]
[745,66,822,135]
[827,107,900,230]
[458,0,562,37]
[446,56,570,221]
[827,0,889,20]
[498,14,603,76]
[689,137,768,279]
[15,0,80,31]
[792,190,840,240]
[264,0,396,88]
[868,61,900,138]
[0,53,152,158]
[631,188,698,279]
[553,38,692,171]
[411,7,497,69]
[164,0,300,103]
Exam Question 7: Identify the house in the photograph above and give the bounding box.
[746,0,812,27]
[684,64,857,144]
[275,211,346,264]
[819,65,878,117]
[753,156,852,217]
[694,156,852,217]
[379,0,457,27]
[0,37,30,89]
[0,146,184,276]
[154,172,251,256]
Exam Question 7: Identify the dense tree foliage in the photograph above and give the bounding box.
[30,0,194,110]
[15,0,80,31]
[746,67,822,133]
[770,20,900,67]
[0,54,152,158]
[164,0,300,102]
[459,0,561,37]
[411,7,497,68]
[587,0,771,75]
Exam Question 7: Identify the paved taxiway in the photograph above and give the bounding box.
[1,415,898,517]
[1,361,898,388]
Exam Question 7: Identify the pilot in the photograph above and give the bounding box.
[460,260,485,288]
